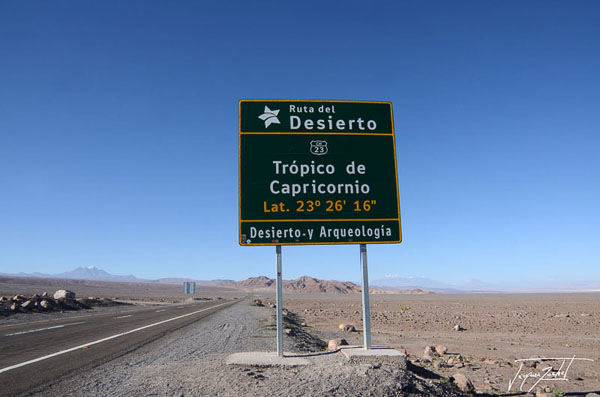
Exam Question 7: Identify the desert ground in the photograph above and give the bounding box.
[269,292,600,395]
[2,276,599,396]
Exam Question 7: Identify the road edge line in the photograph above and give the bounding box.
[0,301,232,375]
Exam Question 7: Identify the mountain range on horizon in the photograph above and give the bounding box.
[0,266,233,286]
[2,266,599,293]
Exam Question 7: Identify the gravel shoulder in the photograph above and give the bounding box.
[27,300,466,397]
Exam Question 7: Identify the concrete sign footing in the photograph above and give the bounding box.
[226,352,311,367]
[340,346,407,365]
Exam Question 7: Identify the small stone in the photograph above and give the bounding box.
[435,345,448,354]
[343,324,356,332]
[252,299,264,307]
[40,300,51,309]
[21,300,35,310]
[423,346,436,361]
[535,388,553,397]
[454,324,464,331]
[524,360,537,368]
[284,328,293,335]
[452,373,474,393]
[328,338,348,350]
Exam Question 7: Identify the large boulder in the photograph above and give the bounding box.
[53,290,76,300]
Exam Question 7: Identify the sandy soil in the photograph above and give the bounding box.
[273,292,600,395]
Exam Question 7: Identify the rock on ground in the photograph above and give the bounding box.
[452,373,474,393]
[53,290,76,300]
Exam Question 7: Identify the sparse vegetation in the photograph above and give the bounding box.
[399,305,410,311]
[552,388,565,397]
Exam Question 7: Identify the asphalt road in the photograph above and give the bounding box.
[0,299,238,396]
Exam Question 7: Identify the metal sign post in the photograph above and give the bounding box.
[276,245,284,357]
[360,244,372,349]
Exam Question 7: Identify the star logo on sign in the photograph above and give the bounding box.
[258,106,280,128]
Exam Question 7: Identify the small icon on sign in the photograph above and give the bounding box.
[310,140,328,155]
[258,106,280,128]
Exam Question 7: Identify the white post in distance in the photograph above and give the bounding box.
[276,245,284,357]
[360,244,372,349]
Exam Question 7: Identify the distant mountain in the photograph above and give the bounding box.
[228,275,362,294]
[153,278,234,286]
[371,275,455,291]
[55,266,140,282]
[370,274,600,293]
[0,267,231,286]
[230,276,274,289]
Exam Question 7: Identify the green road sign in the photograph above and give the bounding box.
[239,100,401,246]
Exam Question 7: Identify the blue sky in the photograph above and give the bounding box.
[1,1,598,286]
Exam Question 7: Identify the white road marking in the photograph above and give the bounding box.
[0,306,175,329]
[177,306,185,309]
[0,314,95,329]
[115,315,133,319]
[5,322,87,337]
[0,302,231,375]
[155,309,166,312]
